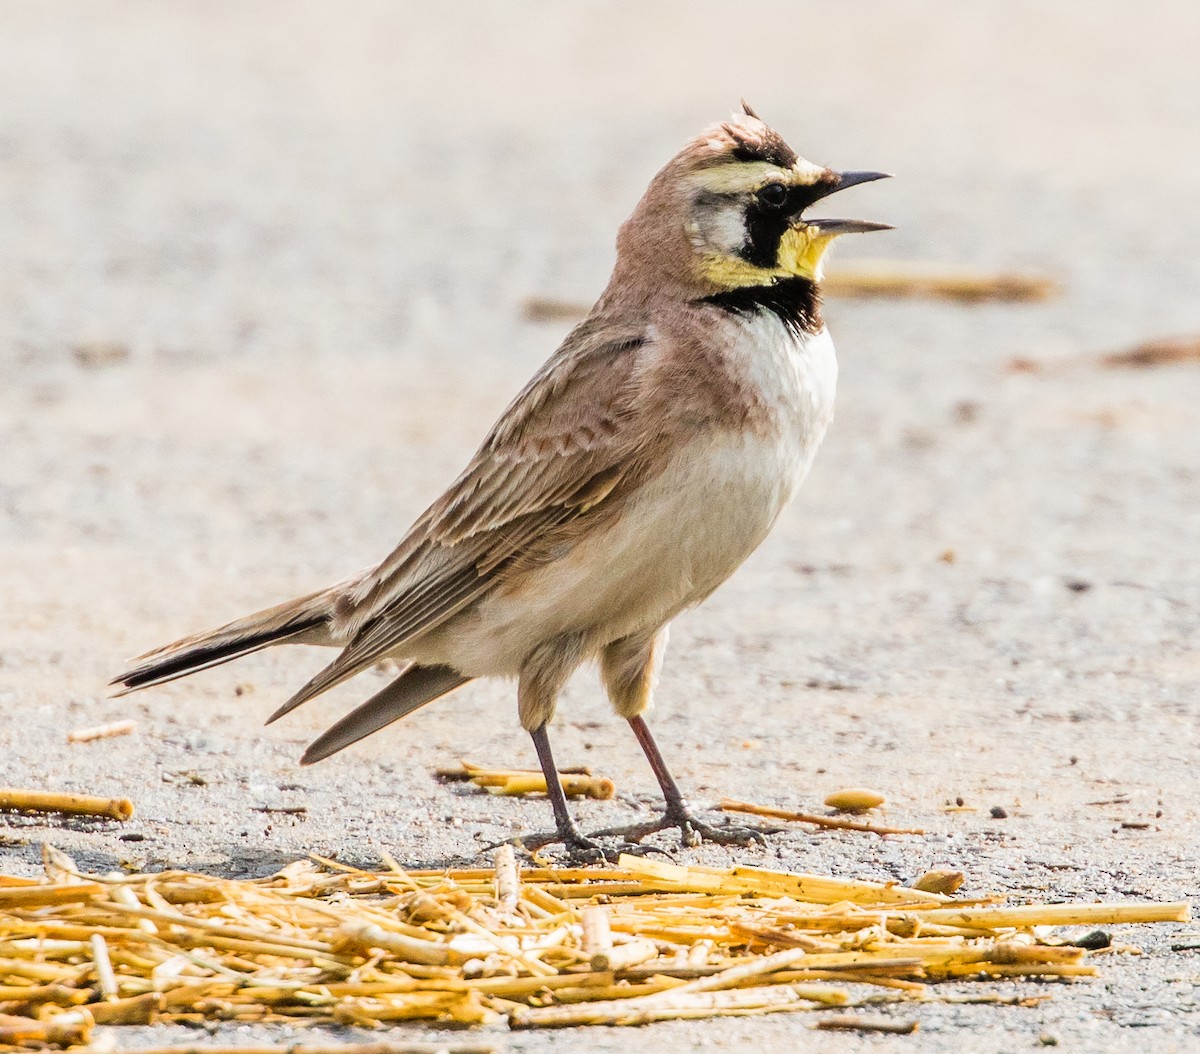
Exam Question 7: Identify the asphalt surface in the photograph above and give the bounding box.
[1,3,1198,1051]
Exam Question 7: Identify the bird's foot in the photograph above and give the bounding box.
[592,803,772,849]
[503,826,668,865]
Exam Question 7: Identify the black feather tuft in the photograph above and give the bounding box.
[699,277,823,336]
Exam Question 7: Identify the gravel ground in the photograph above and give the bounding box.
[1,2,1198,1050]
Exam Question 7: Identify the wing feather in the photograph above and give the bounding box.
[274,321,653,716]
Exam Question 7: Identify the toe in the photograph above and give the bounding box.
[587,811,770,852]
[674,816,769,848]
[702,823,768,847]
[589,820,663,843]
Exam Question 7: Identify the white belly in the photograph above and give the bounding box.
[417,321,837,677]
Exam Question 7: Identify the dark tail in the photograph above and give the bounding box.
[300,664,470,764]
[110,585,343,695]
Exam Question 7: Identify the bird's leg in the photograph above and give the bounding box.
[512,724,665,863]
[505,635,657,863]
[516,723,608,858]
[595,716,768,847]
[591,630,767,848]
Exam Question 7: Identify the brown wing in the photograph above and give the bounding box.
[271,319,653,717]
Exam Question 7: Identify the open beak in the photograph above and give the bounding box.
[806,217,894,235]
[804,169,893,235]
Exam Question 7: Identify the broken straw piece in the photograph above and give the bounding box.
[581,906,613,965]
[67,720,137,744]
[492,845,519,916]
[443,761,615,799]
[0,788,133,820]
[824,788,886,813]
[720,798,921,835]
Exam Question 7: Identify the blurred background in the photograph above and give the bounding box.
[0,0,1197,913]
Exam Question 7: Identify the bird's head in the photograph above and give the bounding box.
[613,104,891,299]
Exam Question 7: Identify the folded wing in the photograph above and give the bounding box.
[267,320,655,722]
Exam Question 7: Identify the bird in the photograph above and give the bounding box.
[112,103,890,859]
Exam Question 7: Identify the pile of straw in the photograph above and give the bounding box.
[0,847,1188,1045]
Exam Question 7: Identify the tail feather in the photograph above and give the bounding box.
[111,619,322,694]
[300,664,469,764]
[110,585,345,696]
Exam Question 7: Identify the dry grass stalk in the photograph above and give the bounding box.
[0,789,133,821]
[492,845,519,917]
[0,883,105,909]
[521,884,571,919]
[441,761,614,800]
[772,969,926,992]
[910,902,1189,929]
[823,262,1058,302]
[0,851,1188,1043]
[437,761,593,782]
[491,774,614,799]
[543,977,685,1004]
[651,946,811,997]
[721,798,924,836]
[1100,335,1200,368]
[616,855,948,905]
[1009,334,1200,377]
[519,296,593,323]
[588,937,658,973]
[581,905,613,964]
[510,982,840,1028]
[0,1009,93,1046]
[0,982,89,1005]
[89,933,118,999]
[66,719,137,743]
[814,1014,919,1034]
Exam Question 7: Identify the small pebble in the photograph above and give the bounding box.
[912,869,965,895]
[1070,929,1111,950]
[990,806,1008,819]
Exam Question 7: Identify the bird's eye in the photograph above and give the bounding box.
[756,182,788,207]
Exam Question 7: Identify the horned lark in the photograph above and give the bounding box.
[113,104,890,857]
